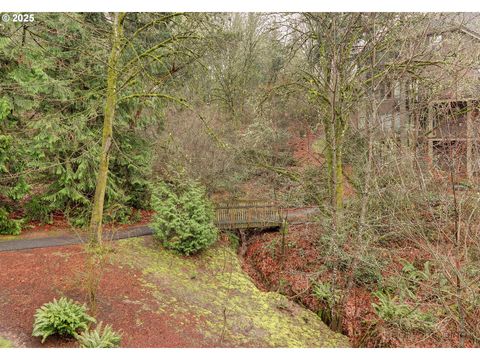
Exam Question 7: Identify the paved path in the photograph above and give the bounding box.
[0,207,320,252]
[0,225,153,252]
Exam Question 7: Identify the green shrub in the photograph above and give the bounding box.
[76,322,121,348]
[0,207,21,235]
[151,181,218,255]
[32,297,96,343]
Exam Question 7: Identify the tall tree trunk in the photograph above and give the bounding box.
[327,46,344,220]
[323,111,335,204]
[86,12,125,311]
[334,140,344,213]
[88,12,125,246]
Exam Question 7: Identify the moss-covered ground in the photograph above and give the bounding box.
[113,236,349,347]
[0,336,12,348]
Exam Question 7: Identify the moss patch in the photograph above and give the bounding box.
[0,336,12,348]
[114,237,349,347]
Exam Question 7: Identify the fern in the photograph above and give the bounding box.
[76,322,122,348]
[372,291,436,332]
[32,297,96,343]
[312,282,341,308]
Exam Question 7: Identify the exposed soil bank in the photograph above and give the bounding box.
[240,223,477,348]
[240,224,374,344]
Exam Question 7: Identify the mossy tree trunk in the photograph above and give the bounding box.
[320,28,347,224]
[323,114,346,221]
[86,12,126,310]
[89,12,125,246]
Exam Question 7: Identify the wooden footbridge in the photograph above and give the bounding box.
[214,200,285,230]
[0,200,318,252]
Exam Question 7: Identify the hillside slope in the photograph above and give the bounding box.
[0,236,348,347]
[115,236,349,347]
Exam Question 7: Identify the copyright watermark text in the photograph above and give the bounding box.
[1,13,35,23]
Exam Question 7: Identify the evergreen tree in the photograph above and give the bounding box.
[0,13,194,232]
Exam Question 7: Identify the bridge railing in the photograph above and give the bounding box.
[214,200,284,230]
